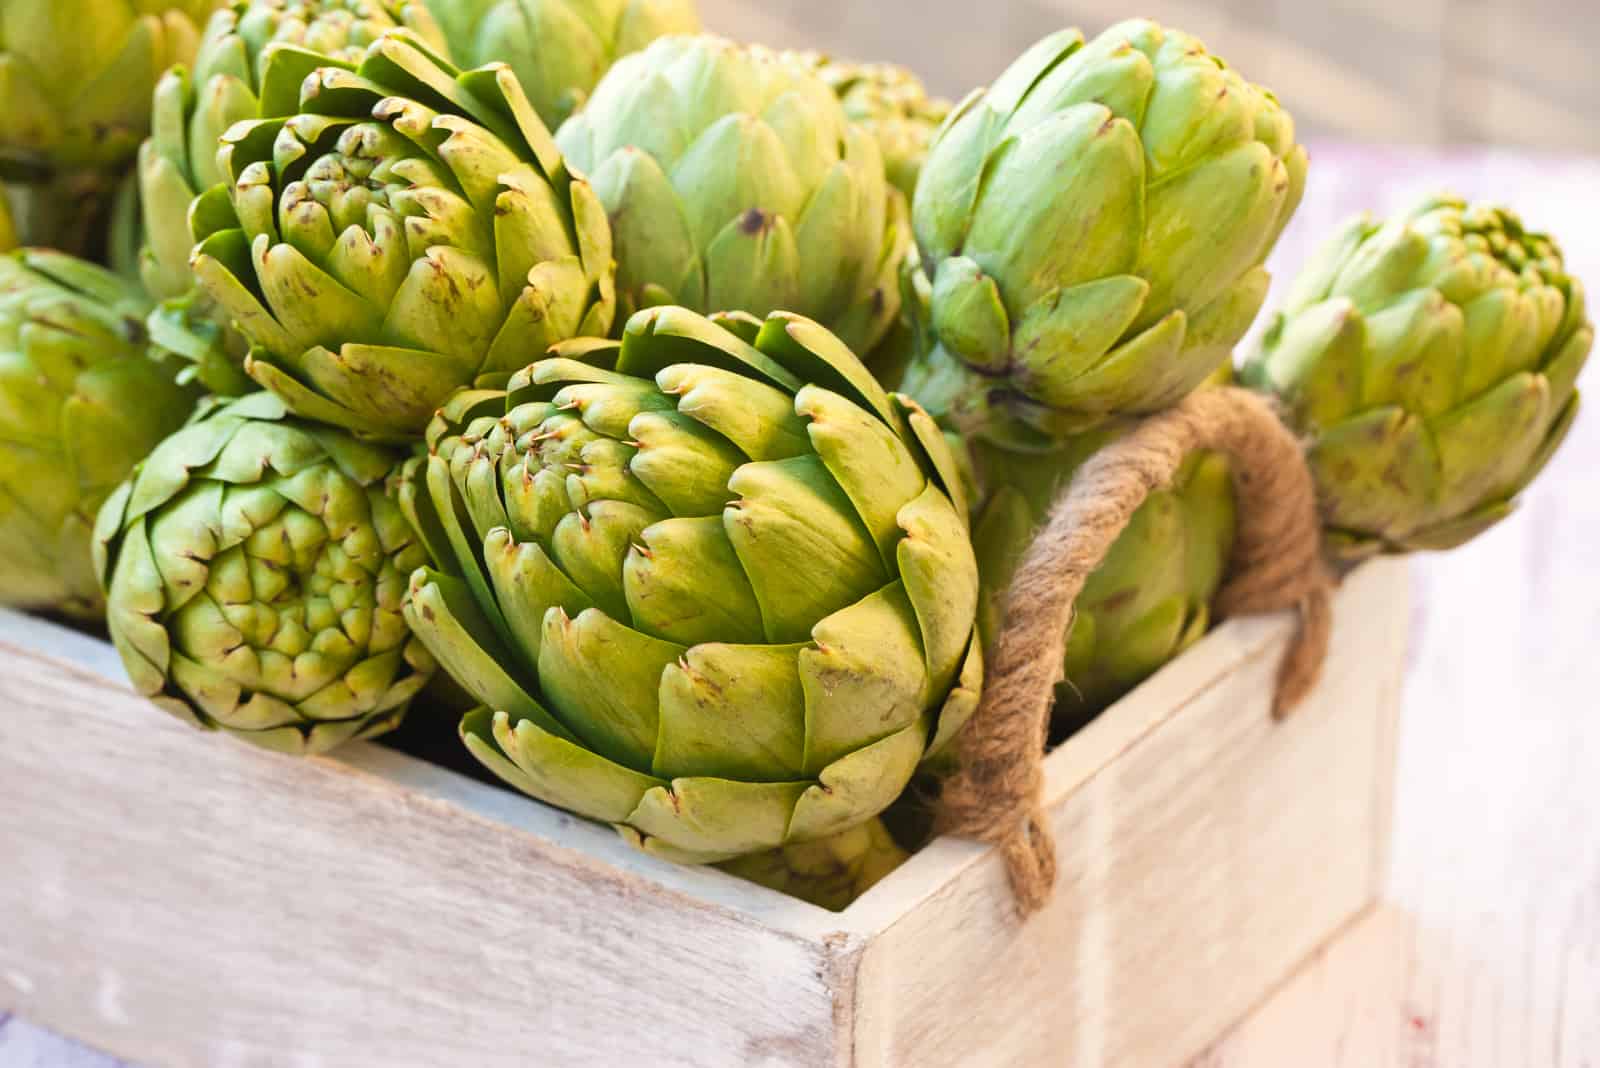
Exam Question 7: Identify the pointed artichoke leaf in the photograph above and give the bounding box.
[760,313,898,426]
[627,410,746,515]
[701,208,802,319]
[798,383,926,568]
[1308,408,1440,544]
[1359,289,1464,417]
[725,454,887,643]
[591,145,703,310]
[654,642,808,780]
[1401,500,1515,553]
[464,707,664,823]
[930,255,1010,373]
[245,355,398,440]
[800,583,928,772]
[895,483,981,696]
[967,103,1144,309]
[893,396,972,524]
[301,342,474,434]
[1048,308,1187,417]
[623,516,764,646]
[923,634,984,763]
[1010,274,1150,401]
[653,360,810,461]
[619,305,804,395]
[786,720,926,842]
[624,777,811,863]
[1509,392,1580,498]
[1134,141,1286,331]
[538,606,682,773]
[1247,296,1366,430]
[1430,372,1548,519]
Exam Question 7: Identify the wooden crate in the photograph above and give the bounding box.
[0,557,1408,1068]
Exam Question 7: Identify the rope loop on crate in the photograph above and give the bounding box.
[937,387,1334,917]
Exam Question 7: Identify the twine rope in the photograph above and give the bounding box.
[937,387,1333,916]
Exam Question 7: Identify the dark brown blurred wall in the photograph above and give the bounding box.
[699,0,1600,151]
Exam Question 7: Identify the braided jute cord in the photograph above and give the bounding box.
[937,386,1334,916]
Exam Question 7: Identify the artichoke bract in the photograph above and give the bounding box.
[401,306,981,863]
[970,429,1235,719]
[805,56,950,201]
[1245,195,1591,557]
[0,250,196,621]
[94,392,436,755]
[191,30,616,438]
[422,0,700,131]
[906,19,1306,449]
[555,36,905,355]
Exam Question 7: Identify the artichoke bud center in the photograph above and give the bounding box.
[1449,208,1562,283]
[286,125,414,235]
[239,6,381,67]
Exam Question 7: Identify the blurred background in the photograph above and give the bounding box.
[699,0,1599,152]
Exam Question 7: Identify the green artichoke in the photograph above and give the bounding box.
[94,392,436,754]
[0,250,196,621]
[1245,195,1591,557]
[969,427,1235,720]
[422,0,700,131]
[191,30,616,438]
[401,306,981,863]
[1,1,223,256]
[0,0,220,172]
[805,55,950,201]
[555,35,905,355]
[905,19,1306,449]
[138,1,448,298]
[138,1,451,396]
[720,817,908,911]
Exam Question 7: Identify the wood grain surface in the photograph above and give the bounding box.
[3,144,1597,1067]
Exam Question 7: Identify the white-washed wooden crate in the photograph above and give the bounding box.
[0,557,1407,1068]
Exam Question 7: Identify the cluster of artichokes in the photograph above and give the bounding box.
[0,3,1587,908]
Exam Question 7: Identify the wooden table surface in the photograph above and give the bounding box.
[3,145,1596,1067]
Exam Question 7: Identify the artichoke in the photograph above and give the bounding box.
[137,1,448,298]
[94,392,436,755]
[905,19,1306,449]
[0,0,220,172]
[555,35,905,355]
[805,55,950,201]
[401,306,981,863]
[720,817,908,911]
[191,30,616,438]
[422,0,700,131]
[969,428,1235,720]
[1,1,222,256]
[0,250,196,621]
[1245,195,1591,557]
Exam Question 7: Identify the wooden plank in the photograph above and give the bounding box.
[853,557,1409,1068]
[0,627,858,1068]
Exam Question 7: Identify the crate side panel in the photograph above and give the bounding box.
[0,657,847,1068]
[852,558,1409,1068]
